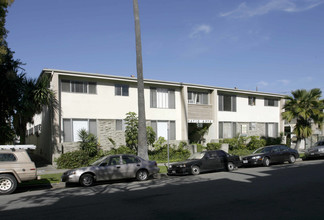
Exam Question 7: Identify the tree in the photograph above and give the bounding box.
[282,88,324,150]
[124,112,156,152]
[12,75,59,144]
[133,0,148,159]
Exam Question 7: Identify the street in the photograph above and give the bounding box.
[1,160,324,220]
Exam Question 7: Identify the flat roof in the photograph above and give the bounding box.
[41,69,285,98]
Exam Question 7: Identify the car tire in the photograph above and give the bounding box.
[263,157,270,167]
[227,162,235,172]
[288,155,296,164]
[0,174,17,195]
[136,169,148,181]
[191,165,200,175]
[80,174,94,187]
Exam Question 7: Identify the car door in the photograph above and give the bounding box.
[121,155,141,178]
[270,146,283,163]
[201,151,221,171]
[97,156,127,181]
[280,145,291,161]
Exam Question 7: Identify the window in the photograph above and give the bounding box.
[122,155,140,164]
[151,120,176,140]
[109,156,121,166]
[265,123,278,138]
[249,122,256,131]
[116,119,126,131]
[264,98,278,107]
[219,94,236,112]
[115,84,129,96]
[188,91,208,104]
[63,119,97,142]
[219,122,237,138]
[248,97,256,106]
[150,87,175,109]
[0,153,16,162]
[61,80,97,94]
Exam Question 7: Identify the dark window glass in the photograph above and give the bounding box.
[89,82,97,94]
[0,153,16,162]
[122,156,140,164]
[216,151,226,157]
[109,156,120,166]
[115,84,129,96]
[61,80,70,92]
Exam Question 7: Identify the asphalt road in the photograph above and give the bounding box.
[1,160,324,220]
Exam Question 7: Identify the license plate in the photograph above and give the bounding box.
[243,160,248,164]
[172,170,176,174]
[311,153,314,155]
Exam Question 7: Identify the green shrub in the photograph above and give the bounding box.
[108,145,136,155]
[246,136,266,150]
[261,136,282,146]
[149,143,190,162]
[78,129,100,157]
[221,136,247,150]
[229,148,254,156]
[57,150,90,169]
[206,143,222,151]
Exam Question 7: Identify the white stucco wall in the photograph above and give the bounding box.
[218,95,281,123]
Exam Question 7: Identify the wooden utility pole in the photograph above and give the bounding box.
[133,0,148,160]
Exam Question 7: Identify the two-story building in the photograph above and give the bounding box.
[26,69,285,163]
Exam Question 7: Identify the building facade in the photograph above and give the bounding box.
[26,69,285,163]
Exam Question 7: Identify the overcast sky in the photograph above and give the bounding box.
[6,0,324,94]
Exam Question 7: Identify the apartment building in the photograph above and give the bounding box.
[26,69,285,163]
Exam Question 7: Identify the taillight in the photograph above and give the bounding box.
[154,161,157,166]
[30,168,36,170]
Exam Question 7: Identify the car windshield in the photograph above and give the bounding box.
[314,141,324,147]
[188,152,205,160]
[253,147,272,154]
[91,156,107,166]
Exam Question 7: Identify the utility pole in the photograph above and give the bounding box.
[133,0,148,160]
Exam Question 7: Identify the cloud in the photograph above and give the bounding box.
[257,81,269,87]
[220,0,324,18]
[189,24,212,39]
[277,79,290,85]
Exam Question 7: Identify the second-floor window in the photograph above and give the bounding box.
[248,97,256,106]
[219,94,236,112]
[61,80,97,94]
[264,98,278,107]
[188,91,208,104]
[115,84,129,96]
[150,87,175,109]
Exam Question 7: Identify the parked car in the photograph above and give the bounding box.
[0,148,39,195]
[304,141,324,160]
[61,154,160,187]
[241,145,299,167]
[167,150,241,175]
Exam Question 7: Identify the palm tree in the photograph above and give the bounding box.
[282,88,324,150]
[13,75,59,144]
[133,0,148,160]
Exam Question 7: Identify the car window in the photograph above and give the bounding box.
[109,156,121,166]
[188,152,205,160]
[272,147,280,153]
[122,156,140,164]
[280,146,288,152]
[0,153,16,162]
[315,141,324,147]
[216,151,226,157]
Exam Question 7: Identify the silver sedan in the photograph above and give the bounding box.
[61,154,160,187]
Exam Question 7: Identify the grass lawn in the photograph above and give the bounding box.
[19,173,62,186]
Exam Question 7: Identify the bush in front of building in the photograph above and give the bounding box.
[246,136,266,150]
[206,143,222,151]
[149,141,191,162]
[57,150,90,169]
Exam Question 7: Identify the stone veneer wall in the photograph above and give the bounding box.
[235,122,266,137]
[97,119,125,151]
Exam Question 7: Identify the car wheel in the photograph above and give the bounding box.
[263,157,270,167]
[191,165,200,175]
[288,155,296,164]
[80,174,94,187]
[136,169,148,181]
[227,162,235,172]
[0,174,17,194]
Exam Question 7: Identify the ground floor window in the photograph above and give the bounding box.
[151,120,176,140]
[63,119,97,142]
[219,122,237,139]
[265,123,278,138]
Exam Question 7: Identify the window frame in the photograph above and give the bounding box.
[248,96,256,106]
[219,94,237,112]
[115,84,129,96]
[63,119,97,142]
[61,80,97,94]
[188,91,209,105]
